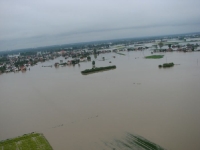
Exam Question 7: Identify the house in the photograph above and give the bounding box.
[67,60,71,65]
[79,57,87,62]
[20,66,26,71]
[155,40,161,43]
[8,53,20,58]
[54,62,59,67]
[167,48,173,52]
[37,52,42,56]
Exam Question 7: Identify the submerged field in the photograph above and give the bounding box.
[0,52,200,150]
[0,133,53,150]
[104,133,165,150]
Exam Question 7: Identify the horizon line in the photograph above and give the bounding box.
[1,31,200,53]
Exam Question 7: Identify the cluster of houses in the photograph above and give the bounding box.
[0,49,114,74]
[1,39,200,74]
[153,43,200,52]
[0,51,62,73]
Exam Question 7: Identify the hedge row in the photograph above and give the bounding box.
[81,65,116,74]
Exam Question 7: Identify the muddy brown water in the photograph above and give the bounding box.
[0,51,200,150]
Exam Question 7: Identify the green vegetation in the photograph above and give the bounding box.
[0,66,6,73]
[71,59,79,65]
[0,133,53,150]
[15,60,29,67]
[114,52,125,55]
[145,55,164,59]
[81,65,116,74]
[92,60,95,65]
[20,52,37,56]
[104,133,165,150]
[159,62,174,68]
[158,42,164,49]
[87,56,91,61]
[93,49,97,54]
[0,57,9,63]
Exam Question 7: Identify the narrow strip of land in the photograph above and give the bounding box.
[145,55,164,59]
[81,65,116,74]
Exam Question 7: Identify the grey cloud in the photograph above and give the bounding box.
[0,0,200,51]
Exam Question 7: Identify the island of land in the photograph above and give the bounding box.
[81,65,116,74]
[145,55,164,59]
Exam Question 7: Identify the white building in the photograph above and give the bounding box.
[8,53,20,58]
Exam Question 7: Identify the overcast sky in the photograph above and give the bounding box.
[0,0,200,51]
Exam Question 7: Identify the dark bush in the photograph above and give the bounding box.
[163,62,174,68]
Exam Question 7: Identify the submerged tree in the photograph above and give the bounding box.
[92,60,95,68]
[87,56,91,61]
[92,60,95,65]
[94,54,97,59]
[158,42,164,49]
[93,49,97,55]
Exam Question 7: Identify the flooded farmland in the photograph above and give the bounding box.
[0,51,200,150]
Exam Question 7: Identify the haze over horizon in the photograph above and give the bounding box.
[0,0,200,51]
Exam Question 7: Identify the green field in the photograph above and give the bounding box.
[145,55,164,59]
[0,133,53,150]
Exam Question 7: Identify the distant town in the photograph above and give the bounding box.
[1,33,200,74]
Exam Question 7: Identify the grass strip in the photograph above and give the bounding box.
[0,133,53,150]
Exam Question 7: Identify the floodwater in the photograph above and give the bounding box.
[0,51,200,150]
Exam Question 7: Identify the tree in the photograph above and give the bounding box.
[93,49,97,55]
[192,46,194,51]
[168,44,171,49]
[92,60,95,65]
[158,42,163,49]
[87,56,91,61]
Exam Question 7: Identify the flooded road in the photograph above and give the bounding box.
[0,51,200,150]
